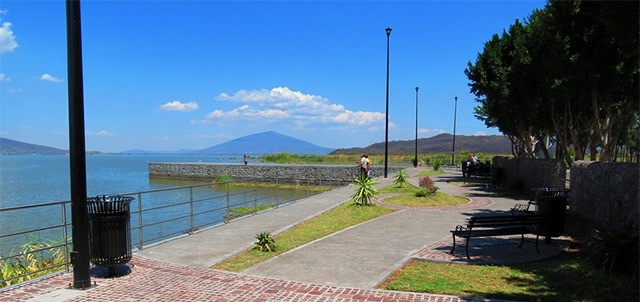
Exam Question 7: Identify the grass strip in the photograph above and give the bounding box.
[381,253,638,301]
[212,201,394,272]
[378,182,468,207]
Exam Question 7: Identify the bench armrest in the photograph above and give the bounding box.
[453,224,469,233]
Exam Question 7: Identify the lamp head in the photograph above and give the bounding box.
[416,86,419,92]
[386,27,392,36]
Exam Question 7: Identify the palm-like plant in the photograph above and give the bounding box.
[253,231,276,252]
[351,174,378,206]
[393,170,408,187]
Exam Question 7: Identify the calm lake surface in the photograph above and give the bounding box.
[0,154,248,207]
[0,154,258,255]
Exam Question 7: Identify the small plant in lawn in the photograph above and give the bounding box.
[418,176,439,195]
[415,187,429,197]
[253,231,276,252]
[352,174,378,206]
[393,170,408,187]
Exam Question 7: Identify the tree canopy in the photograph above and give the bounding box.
[466,0,639,163]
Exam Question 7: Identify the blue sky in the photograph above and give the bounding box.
[0,1,545,153]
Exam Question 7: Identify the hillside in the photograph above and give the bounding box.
[2,132,511,156]
[0,138,67,155]
[192,131,334,155]
[331,133,511,155]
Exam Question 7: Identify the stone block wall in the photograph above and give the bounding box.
[148,162,403,184]
[570,161,639,235]
[492,156,566,190]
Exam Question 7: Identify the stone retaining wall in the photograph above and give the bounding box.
[148,162,404,184]
[492,156,566,190]
[570,161,639,235]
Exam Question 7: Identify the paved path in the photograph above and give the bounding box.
[1,167,570,302]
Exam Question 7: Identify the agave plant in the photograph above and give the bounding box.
[352,174,378,206]
[393,170,408,188]
[253,231,276,252]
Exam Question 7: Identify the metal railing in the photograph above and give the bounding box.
[0,176,347,287]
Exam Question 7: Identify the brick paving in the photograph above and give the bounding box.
[0,255,488,302]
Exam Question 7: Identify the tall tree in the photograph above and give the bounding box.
[466,0,639,163]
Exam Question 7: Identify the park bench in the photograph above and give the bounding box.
[461,161,491,178]
[450,214,547,260]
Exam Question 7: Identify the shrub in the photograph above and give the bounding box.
[352,174,378,206]
[432,160,441,171]
[1,235,68,287]
[418,176,439,195]
[215,175,233,182]
[590,226,639,276]
[393,170,408,187]
[253,231,276,252]
[415,187,429,197]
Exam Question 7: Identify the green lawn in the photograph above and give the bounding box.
[380,213,639,301]
[378,179,468,207]
[381,252,638,301]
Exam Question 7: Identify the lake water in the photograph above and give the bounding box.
[0,154,262,255]
[0,154,248,207]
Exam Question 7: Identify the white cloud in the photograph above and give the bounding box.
[0,73,8,81]
[40,73,63,83]
[160,100,199,112]
[0,22,17,54]
[86,130,115,137]
[208,87,384,128]
[419,128,447,137]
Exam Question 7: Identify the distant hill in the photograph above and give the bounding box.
[331,133,511,155]
[193,131,334,155]
[0,137,67,155]
[2,132,511,156]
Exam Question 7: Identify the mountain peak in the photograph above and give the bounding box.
[193,131,333,155]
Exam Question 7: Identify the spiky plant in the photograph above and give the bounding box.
[351,174,378,206]
[253,231,276,252]
[393,170,408,187]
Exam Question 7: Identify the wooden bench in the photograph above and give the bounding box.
[450,214,547,260]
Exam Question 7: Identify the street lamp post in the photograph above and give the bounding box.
[414,86,419,167]
[451,96,458,166]
[384,27,392,178]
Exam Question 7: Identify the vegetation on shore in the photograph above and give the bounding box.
[1,235,68,287]
[260,152,497,167]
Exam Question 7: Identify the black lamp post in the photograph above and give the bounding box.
[451,96,458,166]
[384,27,392,178]
[414,86,419,167]
[66,0,91,289]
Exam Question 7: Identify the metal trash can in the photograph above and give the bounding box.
[531,187,569,241]
[87,195,134,276]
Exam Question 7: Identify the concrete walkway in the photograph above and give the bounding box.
[1,167,571,302]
